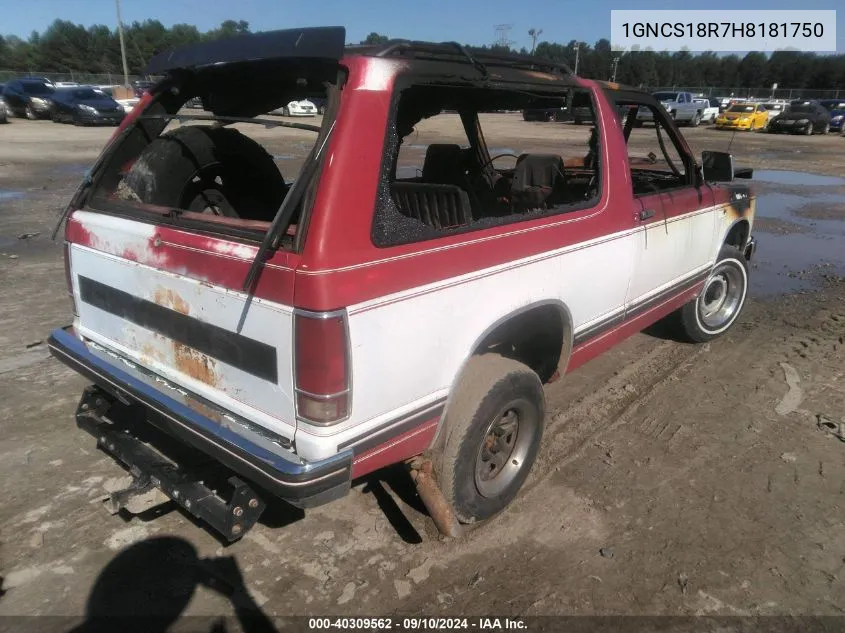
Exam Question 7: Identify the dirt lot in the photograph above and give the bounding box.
[2,114,845,626]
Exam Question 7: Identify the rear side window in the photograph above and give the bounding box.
[86,63,340,247]
[372,83,602,248]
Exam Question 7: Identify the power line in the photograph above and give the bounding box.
[494,24,514,49]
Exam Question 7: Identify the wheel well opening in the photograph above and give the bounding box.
[474,304,569,384]
[725,220,750,249]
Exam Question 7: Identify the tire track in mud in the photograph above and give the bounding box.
[527,335,709,493]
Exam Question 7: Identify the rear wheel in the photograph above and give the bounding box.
[690,112,701,127]
[822,123,830,135]
[124,126,286,222]
[675,245,749,343]
[438,355,545,524]
[804,123,813,135]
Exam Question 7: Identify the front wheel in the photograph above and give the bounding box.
[438,355,545,524]
[821,123,830,135]
[804,123,813,135]
[676,246,749,343]
[25,105,36,120]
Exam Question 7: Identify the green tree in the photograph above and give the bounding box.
[362,32,389,45]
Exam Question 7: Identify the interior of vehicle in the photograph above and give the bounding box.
[612,98,693,196]
[374,84,601,244]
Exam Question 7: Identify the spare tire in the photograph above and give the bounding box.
[124,126,286,221]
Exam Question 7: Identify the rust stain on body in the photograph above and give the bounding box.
[173,342,218,387]
[153,287,191,315]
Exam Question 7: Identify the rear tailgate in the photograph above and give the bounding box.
[66,209,298,441]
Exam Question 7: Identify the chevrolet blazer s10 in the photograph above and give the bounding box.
[47,27,757,540]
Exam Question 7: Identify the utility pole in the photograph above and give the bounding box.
[115,0,130,88]
[528,28,543,55]
[573,42,580,75]
[611,56,620,82]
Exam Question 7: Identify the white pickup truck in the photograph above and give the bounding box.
[636,91,705,127]
[694,98,720,124]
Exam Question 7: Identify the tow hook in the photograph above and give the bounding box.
[406,457,463,538]
[745,236,757,261]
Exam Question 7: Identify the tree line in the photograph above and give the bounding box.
[2,21,843,90]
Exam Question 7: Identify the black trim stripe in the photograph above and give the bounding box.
[78,276,278,383]
[338,399,446,454]
[573,268,710,346]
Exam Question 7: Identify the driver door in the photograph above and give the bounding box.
[624,102,716,309]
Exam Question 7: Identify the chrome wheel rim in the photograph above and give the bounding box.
[474,399,537,498]
[697,261,746,331]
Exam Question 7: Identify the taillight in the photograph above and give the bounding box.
[63,224,78,317]
[294,310,350,425]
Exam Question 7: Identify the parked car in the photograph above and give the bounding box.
[132,80,154,97]
[715,102,769,131]
[635,91,704,126]
[309,97,328,115]
[693,97,720,123]
[272,99,317,116]
[49,86,126,125]
[94,85,141,113]
[523,106,568,121]
[768,100,831,135]
[47,28,757,541]
[820,99,845,132]
[1,78,56,119]
[759,101,789,128]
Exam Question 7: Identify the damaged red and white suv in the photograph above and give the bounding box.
[48,27,757,540]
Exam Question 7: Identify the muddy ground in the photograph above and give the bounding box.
[1,114,845,627]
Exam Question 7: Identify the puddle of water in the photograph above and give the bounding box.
[752,170,845,187]
[0,190,25,201]
[53,164,91,176]
[750,174,845,295]
[756,192,845,236]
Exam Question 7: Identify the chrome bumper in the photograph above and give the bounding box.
[47,327,352,508]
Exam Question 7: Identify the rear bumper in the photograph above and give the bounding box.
[47,327,352,508]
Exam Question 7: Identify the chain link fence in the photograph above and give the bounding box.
[2,72,841,101]
[0,70,157,86]
[647,86,842,100]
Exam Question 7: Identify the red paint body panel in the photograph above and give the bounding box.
[294,77,639,311]
[66,214,298,305]
[566,283,703,372]
[351,419,440,479]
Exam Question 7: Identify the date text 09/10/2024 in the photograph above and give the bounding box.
[307,617,527,630]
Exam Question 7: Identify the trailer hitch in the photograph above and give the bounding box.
[77,386,267,541]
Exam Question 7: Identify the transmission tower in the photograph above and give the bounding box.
[494,24,514,49]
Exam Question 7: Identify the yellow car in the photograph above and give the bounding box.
[715,102,769,131]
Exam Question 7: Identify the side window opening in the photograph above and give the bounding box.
[619,100,690,196]
[372,84,602,247]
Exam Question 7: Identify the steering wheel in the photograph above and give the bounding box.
[480,152,521,170]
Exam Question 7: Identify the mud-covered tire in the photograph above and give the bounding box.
[124,126,286,221]
[438,354,545,524]
[676,245,749,343]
